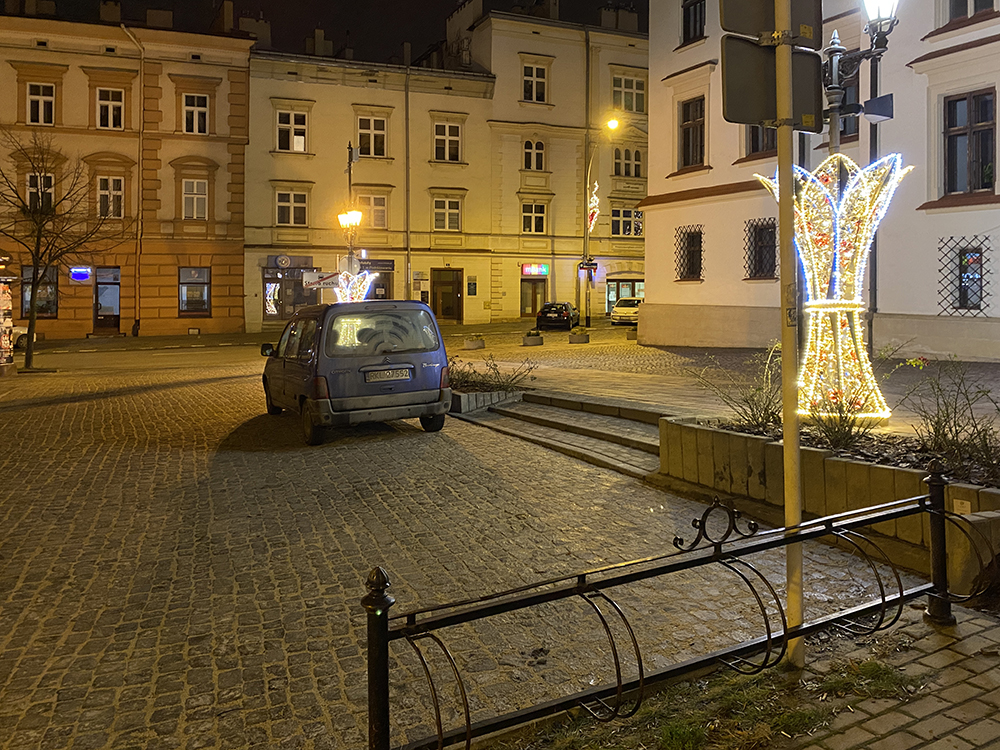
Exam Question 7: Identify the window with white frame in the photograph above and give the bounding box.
[521,203,546,234]
[950,0,994,21]
[611,208,643,236]
[276,191,307,226]
[612,76,645,113]
[28,83,55,125]
[97,88,123,130]
[182,179,208,220]
[277,111,307,152]
[28,173,53,213]
[524,140,544,170]
[614,148,643,178]
[98,176,123,218]
[358,194,387,229]
[358,116,386,156]
[523,65,547,103]
[183,94,208,134]
[434,123,461,162]
[433,198,461,230]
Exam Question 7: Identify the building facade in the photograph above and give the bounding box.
[0,12,252,339]
[640,0,1000,360]
[243,0,648,332]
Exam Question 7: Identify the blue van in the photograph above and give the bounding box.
[260,301,452,444]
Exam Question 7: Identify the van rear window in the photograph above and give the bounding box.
[324,309,440,357]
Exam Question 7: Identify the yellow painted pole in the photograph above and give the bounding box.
[775,0,804,668]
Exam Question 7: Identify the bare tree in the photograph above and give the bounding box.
[0,128,132,368]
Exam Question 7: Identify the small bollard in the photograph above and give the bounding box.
[924,460,956,626]
[362,566,395,750]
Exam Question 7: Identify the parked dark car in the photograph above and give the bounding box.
[535,302,580,330]
[260,301,452,444]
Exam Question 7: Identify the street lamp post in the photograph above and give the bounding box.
[338,209,362,275]
[580,118,619,328]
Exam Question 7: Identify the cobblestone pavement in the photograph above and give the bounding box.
[0,348,967,750]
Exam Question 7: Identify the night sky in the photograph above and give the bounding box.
[41,0,648,63]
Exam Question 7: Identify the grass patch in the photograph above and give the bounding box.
[817,659,921,700]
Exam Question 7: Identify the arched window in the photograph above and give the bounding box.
[624,149,632,177]
[524,140,544,170]
[614,147,622,176]
[634,150,642,178]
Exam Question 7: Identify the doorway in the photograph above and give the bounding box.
[262,267,318,321]
[431,269,463,323]
[520,278,547,317]
[94,266,121,334]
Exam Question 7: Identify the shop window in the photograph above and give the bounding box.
[179,267,211,316]
[611,208,643,236]
[744,218,777,279]
[21,265,58,318]
[675,225,704,280]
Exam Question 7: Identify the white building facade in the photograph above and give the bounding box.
[640,0,1000,360]
[244,0,647,331]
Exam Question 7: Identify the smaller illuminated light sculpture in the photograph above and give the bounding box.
[757,153,912,419]
[334,270,377,303]
[587,182,600,233]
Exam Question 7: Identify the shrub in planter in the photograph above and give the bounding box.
[523,329,543,346]
[626,325,638,341]
[463,332,486,350]
[568,326,590,344]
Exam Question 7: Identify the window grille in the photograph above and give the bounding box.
[675,225,704,280]
[744,218,777,279]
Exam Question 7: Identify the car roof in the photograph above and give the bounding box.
[291,301,435,319]
[614,297,643,302]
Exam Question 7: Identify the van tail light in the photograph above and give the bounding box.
[440,366,450,389]
[562,311,568,317]
[312,376,330,399]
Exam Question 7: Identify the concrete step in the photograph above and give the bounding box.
[455,409,660,480]
[490,401,660,455]
[522,390,668,425]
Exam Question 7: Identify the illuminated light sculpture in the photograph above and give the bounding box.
[587,182,600,233]
[757,153,912,419]
[334,270,377,303]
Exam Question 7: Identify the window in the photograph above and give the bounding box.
[612,76,645,113]
[179,267,211,316]
[614,148,643,178]
[675,225,703,280]
[950,0,994,21]
[524,140,544,170]
[841,81,859,138]
[938,236,991,315]
[959,248,984,309]
[183,94,208,134]
[28,173,53,213]
[277,111,307,152]
[523,65,547,103]
[28,83,54,125]
[358,116,386,157]
[183,179,208,220]
[21,265,58,318]
[945,90,995,194]
[611,208,643,236]
[98,176,123,218]
[680,97,705,168]
[97,88,123,130]
[746,125,777,155]
[744,218,777,279]
[434,123,461,162]
[358,195,387,229]
[277,191,307,226]
[522,203,546,234]
[433,198,461,231]
[682,0,706,45]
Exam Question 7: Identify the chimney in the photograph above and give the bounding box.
[99,0,120,23]
[600,3,616,29]
[210,0,234,33]
[305,27,333,56]
[403,41,411,67]
[542,0,558,20]
[617,3,638,32]
[146,8,173,28]
[239,13,272,49]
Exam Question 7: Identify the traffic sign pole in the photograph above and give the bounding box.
[775,0,804,670]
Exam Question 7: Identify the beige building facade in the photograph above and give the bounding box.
[0,14,252,339]
[244,0,648,332]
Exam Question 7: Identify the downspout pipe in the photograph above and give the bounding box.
[121,24,144,336]
[404,61,411,300]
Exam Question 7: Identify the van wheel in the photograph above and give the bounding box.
[301,402,323,445]
[264,380,282,415]
[419,414,446,432]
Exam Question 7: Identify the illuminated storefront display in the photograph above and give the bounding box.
[521,263,549,276]
[757,153,912,418]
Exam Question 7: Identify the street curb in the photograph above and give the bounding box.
[490,405,660,455]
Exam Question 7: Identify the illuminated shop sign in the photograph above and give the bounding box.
[69,266,94,284]
[521,263,549,276]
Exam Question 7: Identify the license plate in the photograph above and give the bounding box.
[547,313,558,318]
[365,369,411,383]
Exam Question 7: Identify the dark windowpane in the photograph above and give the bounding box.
[435,141,445,160]
[536,81,545,102]
[682,0,706,43]
[974,130,994,189]
[278,129,290,150]
[374,134,385,155]
[951,0,968,18]
[947,134,968,193]
[448,140,459,161]
[974,0,992,12]
[524,79,533,100]
[974,93,994,124]
[948,98,968,128]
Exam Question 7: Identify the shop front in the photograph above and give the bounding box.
[606,278,645,312]
[519,262,549,317]
[262,255,318,322]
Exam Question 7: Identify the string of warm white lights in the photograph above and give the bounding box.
[588,182,600,234]
[334,270,377,303]
[757,153,912,419]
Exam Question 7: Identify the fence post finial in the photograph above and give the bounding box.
[363,566,395,750]
[924,461,956,626]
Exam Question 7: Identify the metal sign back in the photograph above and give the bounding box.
[719,0,823,50]
[721,35,823,133]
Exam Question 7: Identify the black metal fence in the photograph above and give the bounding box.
[363,463,996,750]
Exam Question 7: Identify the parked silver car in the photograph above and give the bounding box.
[610,297,643,325]
[261,301,452,444]
[12,326,32,349]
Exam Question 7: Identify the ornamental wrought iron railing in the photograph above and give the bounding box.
[362,463,996,750]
